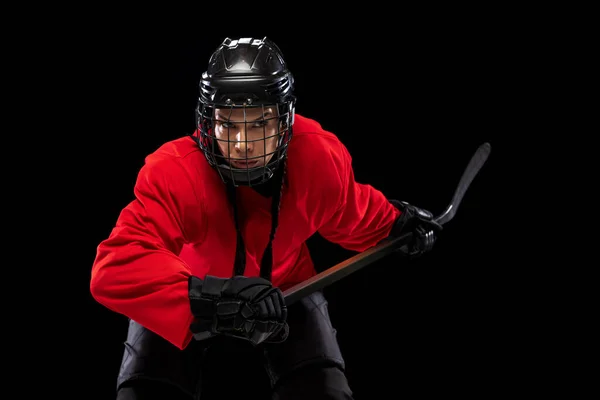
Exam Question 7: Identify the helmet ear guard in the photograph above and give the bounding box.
[193,37,296,187]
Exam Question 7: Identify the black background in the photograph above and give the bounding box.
[45,14,522,399]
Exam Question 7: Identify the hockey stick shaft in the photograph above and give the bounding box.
[283,142,491,305]
[282,232,412,305]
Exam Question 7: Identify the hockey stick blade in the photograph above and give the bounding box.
[283,142,491,305]
[434,142,491,225]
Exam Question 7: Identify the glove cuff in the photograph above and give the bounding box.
[389,199,411,237]
[189,275,226,336]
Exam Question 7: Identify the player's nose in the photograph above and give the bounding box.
[234,131,253,153]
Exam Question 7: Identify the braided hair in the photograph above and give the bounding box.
[226,156,287,281]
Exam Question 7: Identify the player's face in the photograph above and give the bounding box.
[214,106,281,168]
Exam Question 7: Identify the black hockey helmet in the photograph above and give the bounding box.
[193,37,296,186]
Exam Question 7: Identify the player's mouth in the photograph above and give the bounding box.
[231,160,260,168]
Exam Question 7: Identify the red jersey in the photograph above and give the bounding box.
[90,114,401,349]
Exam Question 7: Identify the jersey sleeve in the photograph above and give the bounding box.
[90,156,201,350]
[316,140,401,252]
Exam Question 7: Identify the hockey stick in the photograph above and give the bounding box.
[283,142,491,305]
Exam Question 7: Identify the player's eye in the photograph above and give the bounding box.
[252,120,268,128]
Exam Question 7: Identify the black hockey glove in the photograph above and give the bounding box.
[390,200,443,258]
[188,275,288,346]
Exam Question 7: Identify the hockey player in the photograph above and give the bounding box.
[90,36,442,399]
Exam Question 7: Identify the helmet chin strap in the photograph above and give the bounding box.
[215,162,275,187]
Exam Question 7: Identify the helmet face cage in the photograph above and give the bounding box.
[196,99,295,187]
[193,37,296,187]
